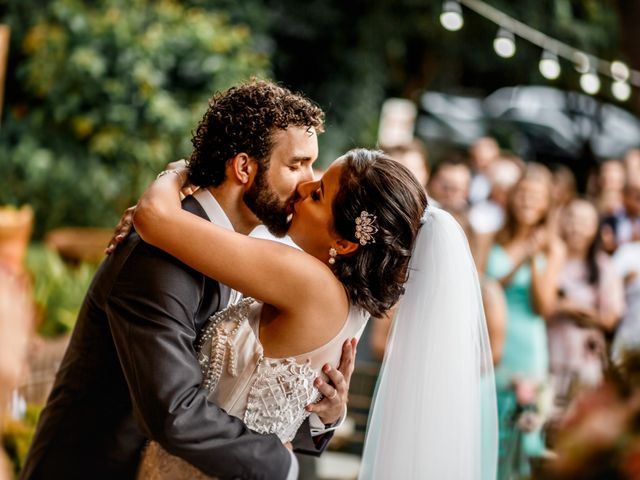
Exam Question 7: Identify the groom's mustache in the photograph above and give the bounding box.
[283,193,302,229]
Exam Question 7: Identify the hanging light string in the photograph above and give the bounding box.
[454,0,639,89]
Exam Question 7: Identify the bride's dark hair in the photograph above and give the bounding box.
[331,149,428,317]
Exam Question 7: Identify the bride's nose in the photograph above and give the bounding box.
[296,180,317,199]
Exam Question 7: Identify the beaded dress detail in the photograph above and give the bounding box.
[137,297,367,480]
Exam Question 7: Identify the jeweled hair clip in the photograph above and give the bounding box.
[355,211,378,245]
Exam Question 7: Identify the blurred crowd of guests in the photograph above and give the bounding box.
[376,137,640,479]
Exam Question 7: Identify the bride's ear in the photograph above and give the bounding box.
[333,238,359,256]
[229,153,257,185]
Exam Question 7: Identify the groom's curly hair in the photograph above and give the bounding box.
[331,149,428,318]
[187,79,324,187]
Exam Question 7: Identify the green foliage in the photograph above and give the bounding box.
[26,244,98,337]
[0,0,269,237]
[0,0,626,201]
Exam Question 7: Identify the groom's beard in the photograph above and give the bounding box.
[243,168,291,237]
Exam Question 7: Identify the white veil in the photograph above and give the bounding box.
[359,207,498,479]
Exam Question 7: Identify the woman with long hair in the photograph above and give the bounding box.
[485,163,564,478]
[548,199,624,391]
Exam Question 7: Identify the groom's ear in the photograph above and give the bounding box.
[334,238,359,256]
[230,153,257,185]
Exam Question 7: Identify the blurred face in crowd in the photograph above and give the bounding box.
[551,166,577,207]
[429,164,470,211]
[599,160,626,193]
[470,137,500,172]
[624,149,640,184]
[396,150,429,188]
[624,181,640,217]
[488,157,522,206]
[384,142,430,189]
[598,189,623,216]
[510,177,550,227]
[560,200,598,255]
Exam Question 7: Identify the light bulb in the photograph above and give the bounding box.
[493,28,516,58]
[612,81,631,101]
[539,51,560,80]
[440,1,463,31]
[611,61,630,82]
[580,72,600,95]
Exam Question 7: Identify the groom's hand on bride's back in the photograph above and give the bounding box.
[105,160,197,254]
[105,205,136,254]
[306,338,357,425]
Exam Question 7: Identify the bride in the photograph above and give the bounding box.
[132,148,497,479]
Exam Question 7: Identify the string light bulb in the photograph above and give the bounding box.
[493,28,516,58]
[440,1,464,32]
[436,0,639,98]
[611,61,630,82]
[539,50,560,80]
[612,81,631,101]
[580,71,601,95]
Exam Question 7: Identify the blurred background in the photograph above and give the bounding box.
[1,0,640,478]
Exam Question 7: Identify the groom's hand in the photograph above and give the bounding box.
[306,338,357,425]
[105,206,136,254]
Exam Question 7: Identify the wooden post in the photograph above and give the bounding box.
[0,25,10,121]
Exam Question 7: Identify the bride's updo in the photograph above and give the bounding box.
[331,149,428,317]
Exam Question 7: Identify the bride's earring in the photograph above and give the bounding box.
[328,247,337,265]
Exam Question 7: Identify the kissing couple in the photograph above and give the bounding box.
[22,80,497,479]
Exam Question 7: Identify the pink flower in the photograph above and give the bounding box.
[514,378,539,405]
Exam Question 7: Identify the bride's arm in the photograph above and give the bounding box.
[133,169,340,312]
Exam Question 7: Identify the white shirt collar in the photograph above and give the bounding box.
[192,189,234,231]
[191,189,240,307]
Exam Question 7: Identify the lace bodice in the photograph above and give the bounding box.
[197,297,325,442]
[138,297,368,479]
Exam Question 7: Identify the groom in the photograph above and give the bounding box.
[21,81,354,479]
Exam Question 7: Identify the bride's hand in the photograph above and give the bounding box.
[306,338,357,425]
[105,160,197,254]
[164,159,198,197]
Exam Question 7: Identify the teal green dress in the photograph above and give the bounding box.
[486,245,548,479]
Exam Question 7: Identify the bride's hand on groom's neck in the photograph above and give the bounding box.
[105,160,198,255]
[163,159,199,199]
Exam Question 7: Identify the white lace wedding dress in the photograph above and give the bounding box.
[137,297,368,479]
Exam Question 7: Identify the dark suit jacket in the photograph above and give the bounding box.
[21,196,324,480]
